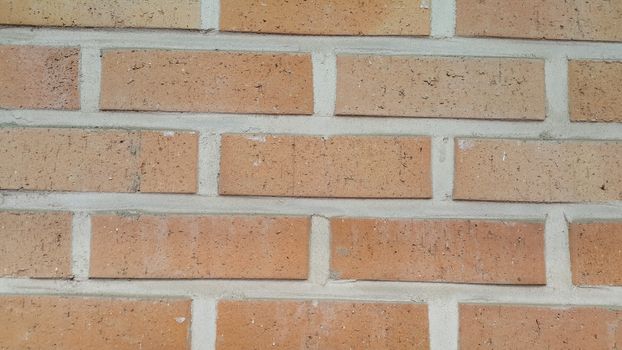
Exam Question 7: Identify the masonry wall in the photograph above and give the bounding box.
[0,1,621,349]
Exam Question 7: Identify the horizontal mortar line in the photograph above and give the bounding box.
[2,28,622,58]
[2,111,622,140]
[0,279,620,307]
[1,192,621,220]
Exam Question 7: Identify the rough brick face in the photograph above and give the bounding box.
[331,218,545,284]
[0,296,191,349]
[569,222,622,286]
[220,0,430,36]
[456,0,622,41]
[460,304,622,349]
[0,128,197,193]
[0,211,72,278]
[0,0,200,29]
[219,134,432,198]
[454,138,622,202]
[0,45,79,110]
[569,60,622,122]
[336,56,545,120]
[100,50,313,114]
[90,214,310,279]
[217,300,429,349]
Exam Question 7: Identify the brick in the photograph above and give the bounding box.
[220,0,430,36]
[0,296,190,349]
[219,134,432,198]
[454,138,622,202]
[217,300,429,349]
[90,214,310,279]
[569,222,622,286]
[0,211,72,278]
[0,45,79,110]
[336,56,545,120]
[331,218,545,284]
[456,0,622,42]
[460,304,622,349]
[100,50,313,114]
[0,128,197,193]
[569,61,622,123]
[0,0,200,29]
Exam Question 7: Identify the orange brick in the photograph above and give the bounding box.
[217,300,429,349]
[0,128,197,193]
[0,0,200,29]
[0,211,72,278]
[90,214,310,279]
[454,138,622,202]
[460,304,622,349]
[456,0,622,41]
[569,61,622,122]
[219,134,432,198]
[220,0,430,36]
[0,45,79,110]
[569,222,622,286]
[336,56,545,120]
[331,218,545,284]
[0,296,190,349]
[101,50,313,114]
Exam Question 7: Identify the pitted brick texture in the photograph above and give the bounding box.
[220,0,430,36]
[90,214,310,279]
[217,300,429,349]
[0,45,79,110]
[569,221,622,286]
[336,56,545,120]
[219,134,432,198]
[331,218,546,284]
[101,50,313,114]
[569,60,622,123]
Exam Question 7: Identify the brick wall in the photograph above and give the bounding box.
[0,1,621,349]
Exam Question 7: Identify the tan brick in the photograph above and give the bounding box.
[0,128,197,193]
[219,134,432,198]
[456,0,622,41]
[336,56,545,120]
[453,139,622,202]
[0,211,72,278]
[101,50,313,114]
[220,0,430,36]
[0,45,79,110]
[217,300,429,349]
[569,61,622,123]
[90,214,310,279]
[0,0,200,29]
[460,304,622,349]
[331,218,545,284]
[569,222,622,286]
[0,296,190,349]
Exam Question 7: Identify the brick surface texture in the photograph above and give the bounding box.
[0,0,621,349]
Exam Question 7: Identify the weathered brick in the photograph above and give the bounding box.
[90,214,310,279]
[217,300,429,349]
[454,139,622,202]
[336,56,545,120]
[460,304,622,349]
[569,222,622,286]
[0,296,191,349]
[101,50,313,114]
[219,134,432,198]
[0,211,72,278]
[0,45,79,110]
[456,0,622,41]
[0,128,197,193]
[220,0,430,36]
[331,218,545,284]
[0,0,200,29]
[569,60,622,122]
